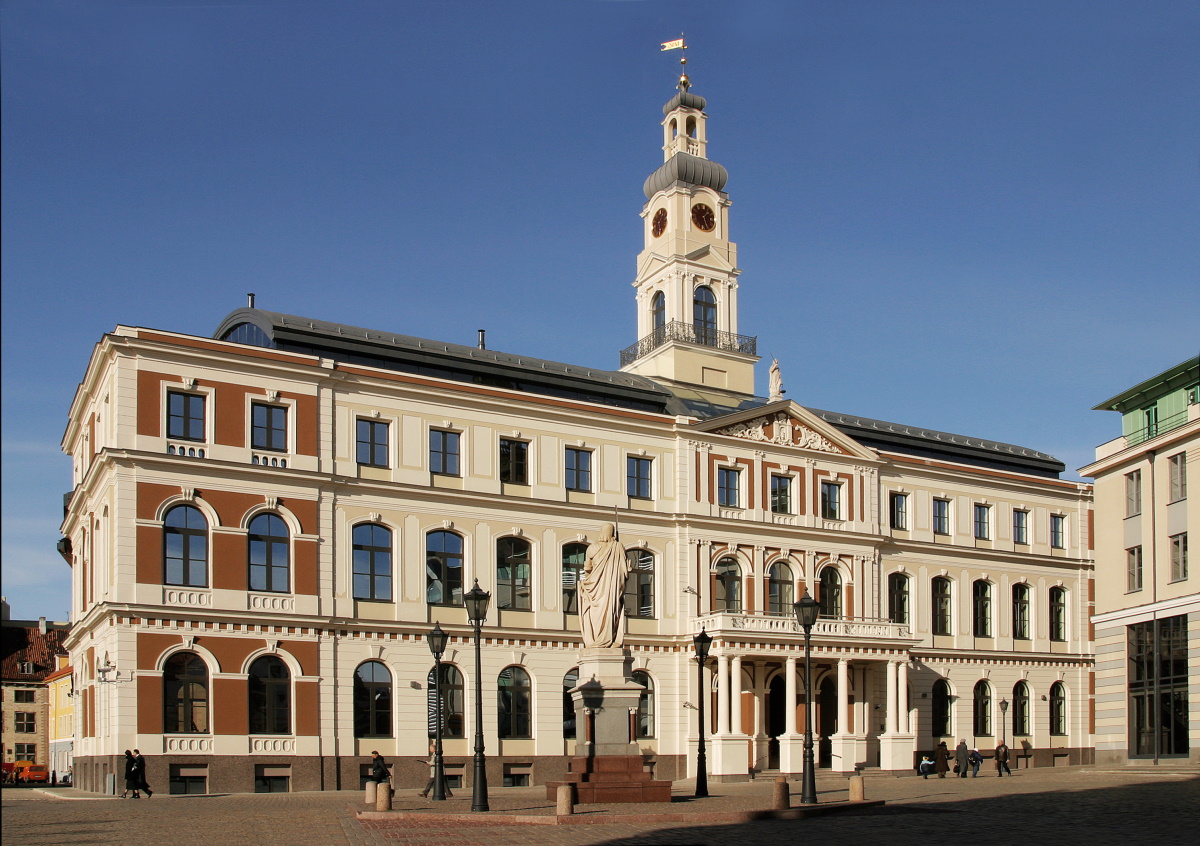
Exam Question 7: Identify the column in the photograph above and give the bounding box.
[785,656,798,735]
[730,655,743,735]
[898,660,910,734]
[885,660,899,735]
[836,658,850,735]
[717,653,731,735]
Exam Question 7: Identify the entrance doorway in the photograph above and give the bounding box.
[766,675,786,769]
[818,676,837,768]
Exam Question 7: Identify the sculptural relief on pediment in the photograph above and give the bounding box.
[713,412,843,454]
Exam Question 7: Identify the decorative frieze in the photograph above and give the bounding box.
[713,412,842,453]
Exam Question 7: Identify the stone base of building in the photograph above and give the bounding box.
[545,755,672,803]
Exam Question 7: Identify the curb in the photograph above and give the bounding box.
[357,798,886,826]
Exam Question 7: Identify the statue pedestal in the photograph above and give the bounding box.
[544,647,672,803]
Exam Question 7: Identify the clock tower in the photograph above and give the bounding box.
[619,69,758,396]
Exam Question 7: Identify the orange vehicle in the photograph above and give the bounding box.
[18,765,50,783]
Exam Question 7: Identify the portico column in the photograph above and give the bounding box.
[730,655,743,735]
[885,660,899,735]
[836,657,850,735]
[717,653,731,735]
[898,660,910,733]
[784,656,798,735]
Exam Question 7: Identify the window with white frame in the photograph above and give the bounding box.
[973,504,991,540]
[1050,514,1066,549]
[1127,545,1143,591]
[565,448,592,492]
[251,403,288,452]
[627,456,653,499]
[820,481,842,520]
[932,498,951,535]
[889,492,908,530]
[770,475,792,514]
[1125,470,1142,517]
[356,419,389,467]
[1170,533,1188,582]
[1168,453,1187,502]
[717,467,741,508]
[1013,509,1029,545]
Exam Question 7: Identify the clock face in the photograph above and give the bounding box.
[691,203,715,232]
[652,208,667,237]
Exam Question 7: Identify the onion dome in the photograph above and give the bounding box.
[643,151,729,199]
[662,90,707,115]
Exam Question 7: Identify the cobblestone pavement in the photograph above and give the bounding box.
[3,767,1198,846]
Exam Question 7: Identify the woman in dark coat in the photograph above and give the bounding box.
[933,741,951,778]
[122,750,141,798]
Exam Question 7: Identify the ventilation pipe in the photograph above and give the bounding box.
[478,330,486,350]
[247,293,256,308]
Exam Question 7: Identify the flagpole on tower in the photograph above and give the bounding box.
[660,34,689,90]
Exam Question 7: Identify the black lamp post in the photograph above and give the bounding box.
[999,698,1009,746]
[693,628,713,798]
[464,580,491,812]
[427,622,450,801]
[794,590,820,804]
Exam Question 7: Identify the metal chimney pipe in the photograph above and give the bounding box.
[478,330,486,350]
[247,293,256,308]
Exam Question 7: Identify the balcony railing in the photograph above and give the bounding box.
[620,320,757,367]
[1125,409,1190,446]
[694,610,913,642]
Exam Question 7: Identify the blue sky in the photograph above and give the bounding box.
[3,1,1197,621]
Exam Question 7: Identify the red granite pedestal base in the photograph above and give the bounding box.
[545,755,673,804]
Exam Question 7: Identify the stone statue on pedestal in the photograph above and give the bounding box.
[579,523,631,649]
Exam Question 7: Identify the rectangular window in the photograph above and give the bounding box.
[770,475,792,514]
[1125,470,1142,517]
[820,481,842,520]
[627,456,652,499]
[889,492,908,530]
[1050,514,1066,549]
[932,498,951,535]
[565,448,592,492]
[15,743,36,761]
[356,419,388,467]
[251,403,288,452]
[429,430,460,476]
[1013,510,1029,545]
[499,439,528,484]
[15,712,35,733]
[1168,453,1187,502]
[1170,533,1188,582]
[973,504,991,540]
[14,690,35,703]
[717,467,741,508]
[1127,546,1143,592]
[1128,615,1190,756]
[167,392,205,441]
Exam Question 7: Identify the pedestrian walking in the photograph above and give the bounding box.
[995,741,1012,776]
[122,750,141,798]
[918,756,935,778]
[969,747,983,777]
[418,741,452,798]
[369,750,392,794]
[934,741,951,778]
[955,740,970,777]
[133,749,153,797]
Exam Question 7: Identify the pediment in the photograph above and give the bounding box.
[684,244,736,272]
[694,401,878,460]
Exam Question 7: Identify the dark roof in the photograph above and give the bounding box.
[1,624,69,683]
[662,89,707,115]
[211,308,1065,478]
[643,152,729,199]
[1093,356,1199,412]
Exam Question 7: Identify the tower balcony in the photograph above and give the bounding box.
[620,320,757,367]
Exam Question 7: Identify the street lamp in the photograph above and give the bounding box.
[794,590,820,805]
[999,698,1009,746]
[427,622,450,801]
[464,580,491,812]
[693,627,713,798]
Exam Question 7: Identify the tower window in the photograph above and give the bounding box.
[693,285,717,344]
[651,291,666,329]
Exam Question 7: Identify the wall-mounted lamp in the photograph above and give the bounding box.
[96,661,130,684]
[683,701,697,710]
[683,586,699,595]
[1041,695,1048,701]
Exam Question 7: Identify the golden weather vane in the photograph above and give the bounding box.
[660,34,689,90]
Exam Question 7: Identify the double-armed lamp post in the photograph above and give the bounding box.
[426,622,449,801]
[793,590,820,804]
[692,627,713,798]
[464,580,492,812]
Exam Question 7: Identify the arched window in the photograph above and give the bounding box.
[818,568,842,618]
[426,531,463,606]
[714,557,741,612]
[163,652,209,734]
[888,573,910,624]
[651,292,666,331]
[562,543,586,615]
[1049,587,1067,642]
[693,285,717,344]
[1012,681,1031,737]
[563,668,579,740]
[685,116,697,138]
[248,655,290,735]
[973,680,992,737]
[669,118,678,138]
[767,561,794,615]
[498,666,532,739]
[972,580,992,637]
[248,514,289,593]
[353,523,392,602]
[1012,583,1031,640]
[497,537,532,611]
[164,505,208,587]
[354,661,392,738]
[220,322,274,347]
[624,549,655,618]
[427,664,464,739]
[931,679,952,737]
[1049,682,1067,735]
[932,577,952,635]
[632,670,655,738]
